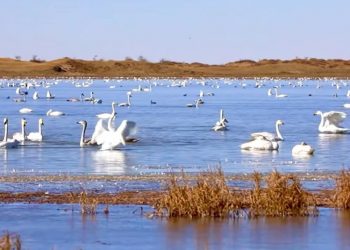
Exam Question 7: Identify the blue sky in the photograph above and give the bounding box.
[1,0,349,63]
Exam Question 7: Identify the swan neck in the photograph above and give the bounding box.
[80,123,87,145]
[38,123,42,135]
[3,123,8,141]
[319,113,325,130]
[127,95,131,105]
[107,114,115,131]
[21,123,26,140]
[276,123,283,140]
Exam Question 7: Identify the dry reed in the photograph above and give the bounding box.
[79,191,99,215]
[0,232,21,250]
[333,169,350,208]
[249,171,318,217]
[154,169,243,218]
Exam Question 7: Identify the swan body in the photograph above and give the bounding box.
[212,109,228,131]
[267,88,273,96]
[46,90,55,99]
[187,99,200,108]
[240,136,279,151]
[96,102,116,119]
[100,120,137,150]
[19,108,33,114]
[344,103,350,109]
[292,142,314,156]
[47,109,65,116]
[27,118,44,142]
[274,88,288,98]
[314,111,349,133]
[0,118,19,148]
[12,118,27,142]
[33,91,39,100]
[251,120,284,141]
[67,93,84,102]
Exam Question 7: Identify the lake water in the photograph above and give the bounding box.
[0,203,349,250]
[0,78,349,177]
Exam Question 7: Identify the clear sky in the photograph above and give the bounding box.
[1,0,349,64]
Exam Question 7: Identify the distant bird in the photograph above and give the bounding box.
[46,90,55,99]
[67,93,84,102]
[47,109,65,116]
[33,91,39,100]
[274,88,288,98]
[150,100,157,105]
[212,109,228,131]
[119,92,132,107]
[0,118,19,148]
[292,142,315,157]
[27,118,44,142]
[19,108,33,114]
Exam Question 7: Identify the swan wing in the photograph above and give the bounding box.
[250,132,275,141]
[116,120,137,140]
[324,111,346,126]
[91,119,108,144]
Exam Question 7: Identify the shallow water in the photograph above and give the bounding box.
[0,78,349,177]
[0,203,349,250]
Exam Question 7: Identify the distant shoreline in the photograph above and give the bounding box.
[1,57,350,78]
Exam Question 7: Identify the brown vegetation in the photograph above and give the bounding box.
[2,57,350,77]
[333,170,350,208]
[0,232,21,250]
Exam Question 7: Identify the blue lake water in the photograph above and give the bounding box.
[0,204,349,250]
[0,78,349,176]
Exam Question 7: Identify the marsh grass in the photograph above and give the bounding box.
[0,232,21,250]
[155,169,243,218]
[333,170,350,208]
[79,191,99,215]
[249,171,318,217]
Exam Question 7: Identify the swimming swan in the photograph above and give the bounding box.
[240,135,279,151]
[274,88,288,98]
[292,142,315,156]
[119,92,132,107]
[47,109,65,116]
[13,118,27,142]
[77,120,96,147]
[251,120,284,141]
[313,111,349,133]
[212,109,228,131]
[27,118,44,142]
[19,108,33,114]
[0,118,19,148]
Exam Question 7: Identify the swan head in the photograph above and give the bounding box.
[313,111,322,116]
[21,118,27,127]
[39,118,44,126]
[3,118,8,125]
[77,120,87,126]
[276,120,284,126]
[127,91,132,97]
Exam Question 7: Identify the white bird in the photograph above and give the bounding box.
[212,109,228,131]
[67,93,84,102]
[47,109,65,116]
[119,92,132,107]
[46,90,55,99]
[347,90,350,97]
[33,91,39,100]
[19,108,33,114]
[96,102,117,119]
[251,120,284,141]
[267,88,273,96]
[274,88,288,98]
[77,120,96,147]
[27,118,44,142]
[0,118,19,148]
[344,104,350,109]
[187,99,200,108]
[292,142,315,157]
[13,118,27,142]
[314,111,349,134]
[240,135,279,151]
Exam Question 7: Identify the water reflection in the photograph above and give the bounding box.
[90,149,131,174]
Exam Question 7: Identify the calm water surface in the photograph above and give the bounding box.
[0,204,349,250]
[0,78,349,176]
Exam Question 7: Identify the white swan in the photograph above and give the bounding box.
[119,92,132,107]
[77,120,96,147]
[314,111,349,133]
[267,88,273,96]
[347,90,350,97]
[27,118,44,142]
[212,109,228,131]
[67,93,84,102]
[274,88,288,98]
[19,108,33,114]
[344,103,350,109]
[33,91,39,100]
[47,109,65,116]
[251,120,284,141]
[187,99,200,108]
[96,102,117,119]
[46,90,55,99]
[240,136,279,151]
[0,118,19,148]
[13,118,27,142]
[292,142,314,156]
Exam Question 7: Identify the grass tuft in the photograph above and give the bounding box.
[0,231,21,250]
[333,169,350,208]
[79,191,99,215]
[155,169,242,218]
[249,171,318,217]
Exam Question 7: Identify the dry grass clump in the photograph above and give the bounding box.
[249,171,318,217]
[79,191,99,215]
[154,169,242,218]
[0,231,21,250]
[333,170,350,208]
